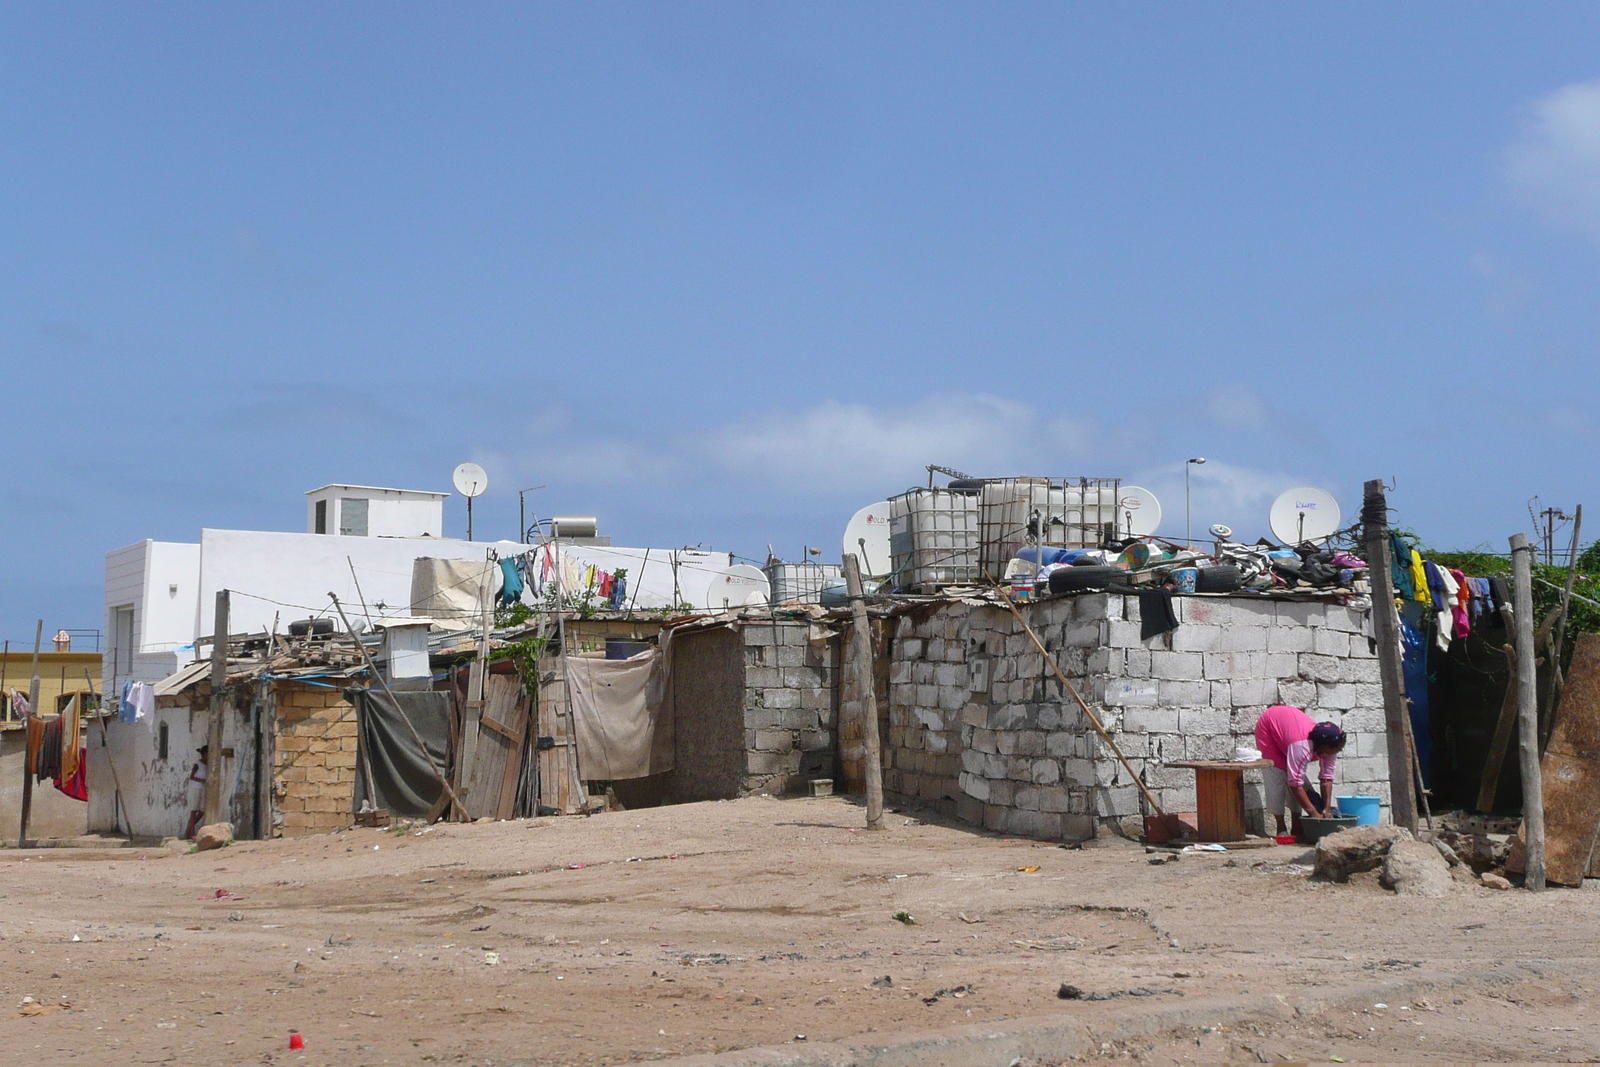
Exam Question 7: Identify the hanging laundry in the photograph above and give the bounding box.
[119,680,137,723]
[60,695,81,783]
[130,682,154,722]
[54,752,86,802]
[497,557,524,608]
[1449,568,1471,640]
[608,573,627,610]
[1409,549,1430,604]
[11,689,31,718]
[1390,533,1415,600]
[1422,563,1459,651]
[34,717,62,782]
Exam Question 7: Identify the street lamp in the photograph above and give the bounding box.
[1185,458,1206,546]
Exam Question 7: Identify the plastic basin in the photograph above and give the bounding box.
[1298,815,1358,844]
[1335,795,1381,826]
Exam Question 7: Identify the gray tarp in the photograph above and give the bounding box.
[567,648,673,780]
[354,681,452,816]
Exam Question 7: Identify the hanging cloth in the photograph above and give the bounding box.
[497,557,524,607]
[1449,569,1471,640]
[1409,550,1430,604]
[25,715,44,776]
[35,717,62,782]
[54,752,87,801]
[1390,533,1415,600]
[60,695,80,782]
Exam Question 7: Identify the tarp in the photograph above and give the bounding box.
[410,557,496,626]
[567,648,673,780]
[354,681,452,816]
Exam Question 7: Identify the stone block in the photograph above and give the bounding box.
[1313,629,1351,657]
[1317,682,1358,710]
[1122,647,1152,677]
[1016,730,1047,757]
[1158,679,1210,707]
[970,727,998,754]
[1202,651,1263,680]
[996,730,1019,756]
[1030,758,1061,785]
[1171,625,1225,653]
[915,684,939,707]
[1177,705,1229,735]
[955,792,983,827]
[988,778,1016,807]
[1276,601,1321,627]
[1343,657,1381,684]
[1267,626,1314,653]
[1124,706,1180,733]
[1013,784,1041,811]
[937,685,968,712]
[746,667,781,689]
[1340,705,1385,732]
[1263,652,1300,679]
[1045,732,1077,757]
[753,728,792,752]
[961,749,987,774]
[1036,785,1072,812]
[743,625,777,646]
[1105,620,1141,648]
[1298,654,1342,683]
[781,667,826,689]
[1151,651,1204,680]
[774,643,810,668]
[1105,681,1160,707]
[912,661,936,685]
[1279,678,1316,707]
[763,687,802,710]
[959,772,990,802]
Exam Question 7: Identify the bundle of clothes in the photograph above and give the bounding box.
[1388,532,1504,652]
[1005,538,1372,598]
[499,546,628,611]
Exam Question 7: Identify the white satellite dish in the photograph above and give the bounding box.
[452,462,488,498]
[1269,487,1342,545]
[1209,523,1234,540]
[1116,486,1163,537]
[705,564,771,610]
[842,501,893,579]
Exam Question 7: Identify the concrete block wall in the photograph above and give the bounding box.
[272,682,358,836]
[885,592,1391,841]
[740,621,838,795]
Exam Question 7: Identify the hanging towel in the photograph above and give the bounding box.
[1409,550,1430,604]
[497,557,524,607]
[119,680,137,723]
[1139,588,1181,640]
[131,682,154,722]
[1390,534,1415,600]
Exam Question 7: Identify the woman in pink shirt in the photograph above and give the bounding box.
[1253,705,1346,836]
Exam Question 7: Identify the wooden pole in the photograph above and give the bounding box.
[841,553,884,830]
[203,590,229,825]
[1360,479,1418,832]
[995,590,1165,816]
[18,619,42,849]
[1542,504,1583,749]
[1510,532,1546,890]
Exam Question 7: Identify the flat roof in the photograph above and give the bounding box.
[304,485,450,498]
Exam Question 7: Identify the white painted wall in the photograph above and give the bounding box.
[304,486,446,538]
[103,541,203,697]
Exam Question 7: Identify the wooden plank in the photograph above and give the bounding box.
[1536,633,1600,885]
[463,675,519,819]
[495,698,529,820]
[1476,643,1519,813]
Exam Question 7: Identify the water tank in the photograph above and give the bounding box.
[889,487,980,591]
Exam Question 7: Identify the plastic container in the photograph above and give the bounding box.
[1172,567,1198,593]
[889,488,980,590]
[977,477,1122,581]
[1298,814,1358,844]
[1334,795,1381,826]
[764,562,842,605]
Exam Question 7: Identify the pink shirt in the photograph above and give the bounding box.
[1255,704,1339,786]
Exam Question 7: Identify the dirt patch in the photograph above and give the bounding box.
[1,796,1597,1064]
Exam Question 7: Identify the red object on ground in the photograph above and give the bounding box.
[289,1032,304,1050]
[1274,834,1297,845]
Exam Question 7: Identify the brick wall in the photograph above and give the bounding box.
[272,682,358,837]
[886,592,1392,841]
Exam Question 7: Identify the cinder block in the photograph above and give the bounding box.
[988,778,1016,807]
[1177,706,1229,734]
[1158,679,1210,706]
[1031,758,1061,785]
[996,731,1019,756]
[1202,651,1263,680]
[743,626,777,646]
[1045,732,1077,757]
[1313,630,1351,657]
[1151,651,1204,680]
[1106,681,1160,707]
[1122,648,1152,677]
[955,792,984,827]
[1317,682,1358,710]
[1344,658,1381,684]
[1124,707,1180,734]
[746,667,781,689]
[1015,730,1046,757]
[1171,625,1225,653]
[1267,626,1314,653]
[1298,654,1341,683]
[1279,678,1316,707]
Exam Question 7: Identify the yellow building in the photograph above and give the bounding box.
[0,650,103,720]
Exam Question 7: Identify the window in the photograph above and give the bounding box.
[314,499,328,534]
[158,722,169,761]
[112,606,134,690]
[339,497,369,537]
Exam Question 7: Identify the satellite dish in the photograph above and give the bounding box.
[452,462,488,498]
[1116,486,1163,537]
[1269,487,1341,545]
[842,501,893,579]
[705,564,771,610]
[1209,523,1233,540]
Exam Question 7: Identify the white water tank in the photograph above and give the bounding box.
[889,488,980,590]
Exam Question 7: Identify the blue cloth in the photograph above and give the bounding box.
[1422,561,1448,612]
[1399,603,1432,789]
[497,557,524,607]
[608,574,627,610]
[1390,533,1415,600]
[118,680,137,724]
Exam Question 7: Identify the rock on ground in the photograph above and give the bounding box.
[195,822,234,851]
[1481,872,1514,890]
[1381,839,1455,897]
[1313,824,1413,882]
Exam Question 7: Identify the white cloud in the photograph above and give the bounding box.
[700,393,1092,494]
[1507,79,1600,242]
[1205,383,1271,430]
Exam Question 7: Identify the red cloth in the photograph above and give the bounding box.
[53,750,87,801]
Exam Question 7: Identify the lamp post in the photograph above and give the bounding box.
[519,485,546,544]
[1185,458,1206,546]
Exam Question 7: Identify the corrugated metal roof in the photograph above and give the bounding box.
[151,659,212,696]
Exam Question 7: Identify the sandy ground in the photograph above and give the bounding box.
[0,795,1596,1065]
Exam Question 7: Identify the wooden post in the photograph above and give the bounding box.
[1361,479,1418,832]
[203,590,229,825]
[1542,504,1583,748]
[1476,639,1519,812]
[1510,532,1546,890]
[18,619,42,849]
[842,553,883,830]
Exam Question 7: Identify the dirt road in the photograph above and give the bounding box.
[1,795,1595,1064]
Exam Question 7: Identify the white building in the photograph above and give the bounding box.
[104,484,770,697]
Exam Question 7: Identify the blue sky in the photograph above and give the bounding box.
[5,3,1600,644]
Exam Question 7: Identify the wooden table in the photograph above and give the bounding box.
[1165,759,1273,842]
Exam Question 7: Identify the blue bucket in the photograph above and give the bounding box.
[1334,795,1381,826]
